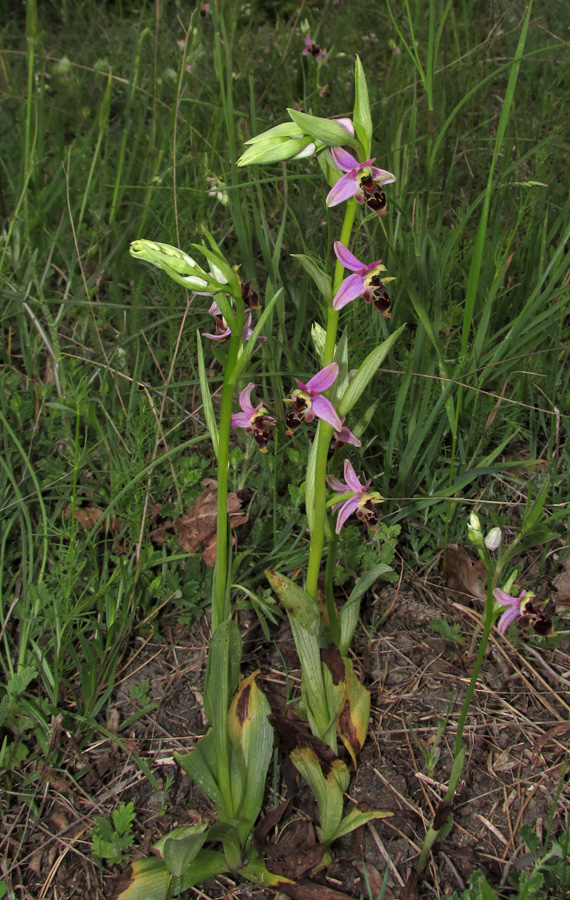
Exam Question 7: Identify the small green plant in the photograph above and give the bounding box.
[450,817,570,899]
[417,499,559,876]
[92,802,137,866]
[430,616,465,645]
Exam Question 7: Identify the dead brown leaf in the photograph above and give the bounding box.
[444,544,486,601]
[150,483,248,566]
[63,506,124,535]
[264,820,328,878]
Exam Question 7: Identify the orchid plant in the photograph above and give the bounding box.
[416,501,556,876]
[239,58,404,848]
[118,59,402,899]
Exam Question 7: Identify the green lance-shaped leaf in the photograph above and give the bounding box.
[339,564,394,655]
[291,254,333,305]
[211,290,236,334]
[287,109,360,150]
[290,746,349,844]
[234,287,283,378]
[196,331,219,458]
[243,121,304,144]
[156,825,210,878]
[321,646,370,768]
[328,805,394,843]
[203,617,242,726]
[333,332,350,400]
[174,730,225,815]
[338,325,405,417]
[227,671,273,840]
[265,570,332,744]
[311,321,327,364]
[110,850,228,900]
[353,56,373,159]
[304,420,319,534]
[129,240,227,292]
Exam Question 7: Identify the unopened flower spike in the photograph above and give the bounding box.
[493,588,554,637]
[238,118,354,167]
[327,459,384,533]
[231,384,275,453]
[129,240,228,293]
[326,148,395,217]
[285,363,342,435]
[333,241,394,316]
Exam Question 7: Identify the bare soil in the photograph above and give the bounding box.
[7,571,570,900]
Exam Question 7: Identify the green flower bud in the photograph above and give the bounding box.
[129,240,227,293]
[467,512,484,548]
[238,122,316,166]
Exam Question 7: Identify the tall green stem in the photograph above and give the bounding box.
[211,313,243,634]
[305,200,357,605]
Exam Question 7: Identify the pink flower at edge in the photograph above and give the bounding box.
[326,147,395,209]
[327,459,383,533]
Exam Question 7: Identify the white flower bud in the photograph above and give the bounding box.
[485,527,502,551]
[468,512,481,533]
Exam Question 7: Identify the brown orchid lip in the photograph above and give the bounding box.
[363,275,392,318]
[357,172,388,217]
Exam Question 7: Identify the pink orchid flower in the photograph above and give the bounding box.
[326,148,395,215]
[231,384,275,452]
[327,460,383,533]
[302,35,327,63]
[493,588,553,637]
[333,241,392,315]
[285,363,342,434]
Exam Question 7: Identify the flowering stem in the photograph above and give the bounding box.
[305,200,358,610]
[211,309,243,634]
[209,306,243,819]
[416,556,496,875]
[324,199,357,366]
[305,421,333,605]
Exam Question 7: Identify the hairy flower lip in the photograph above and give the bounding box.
[231,384,275,453]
